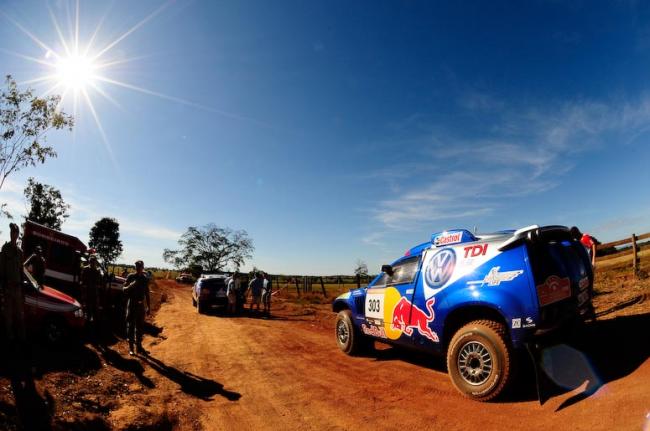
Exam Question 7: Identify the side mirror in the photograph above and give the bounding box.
[381,264,394,276]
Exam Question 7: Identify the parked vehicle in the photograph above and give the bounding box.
[0,269,86,345]
[22,220,125,299]
[191,274,228,313]
[332,225,594,401]
[176,273,194,284]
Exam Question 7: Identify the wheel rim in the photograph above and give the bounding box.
[457,341,493,386]
[336,319,350,345]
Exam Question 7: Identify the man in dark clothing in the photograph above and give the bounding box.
[23,245,46,288]
[123,260,151,356]
[0,223,26,346]
[81,255,103,324]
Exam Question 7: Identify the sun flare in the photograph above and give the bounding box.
[54,52,96,91]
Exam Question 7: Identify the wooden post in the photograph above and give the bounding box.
[356,273,361,288]
[294,277,300,297]
[320,276,327,297]
[632,233,639,276]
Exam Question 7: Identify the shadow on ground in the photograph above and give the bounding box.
[364,312,650,407]
[140,355,241,402]
[96,345,155,389]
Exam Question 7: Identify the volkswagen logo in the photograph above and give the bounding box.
[425,249,456,288]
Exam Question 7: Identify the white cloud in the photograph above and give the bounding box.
[365,95,650,233]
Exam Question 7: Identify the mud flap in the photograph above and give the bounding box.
[525,342,551,405]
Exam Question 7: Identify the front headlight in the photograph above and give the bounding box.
[74,308,84,318]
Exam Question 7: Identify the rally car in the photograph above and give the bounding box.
[332,225,594,401]
[0,269,86,345]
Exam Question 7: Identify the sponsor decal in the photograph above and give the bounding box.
[537,275,572,306]
[463,244,488,259]
[577,290,591,307]
[512,318,521,329]
[424,249,456,288]
[579,276,589,291]
[467,266,524,287]
[523,317,536,328]
[361,323,387,339]
[434,232,463,246]
[391,297,439,342]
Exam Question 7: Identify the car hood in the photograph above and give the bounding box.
[40,285,81,308]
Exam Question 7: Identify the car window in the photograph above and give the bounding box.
[371,256,420,287]
[200,278,226,289]
[391,257,420,285]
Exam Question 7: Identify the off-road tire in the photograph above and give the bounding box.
[192,296,197,307]
[335,309,370,355]
[197,300,205,314]
[447,319,513,401]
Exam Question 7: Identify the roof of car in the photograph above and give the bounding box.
[200,274,228,279]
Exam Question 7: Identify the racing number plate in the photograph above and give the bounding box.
[365,290,385,323]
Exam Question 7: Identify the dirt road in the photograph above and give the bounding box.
[137,284,650,431]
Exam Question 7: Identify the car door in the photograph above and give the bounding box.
[363,256,422,346]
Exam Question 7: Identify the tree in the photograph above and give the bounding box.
[24,177,70,230]
[163,223,254,272]
[1,75,73,218]
[89,217,123,265]
[354,259,369,277]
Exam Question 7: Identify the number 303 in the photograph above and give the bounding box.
[368,299,381,313]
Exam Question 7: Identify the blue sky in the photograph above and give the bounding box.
[1,0,650,274]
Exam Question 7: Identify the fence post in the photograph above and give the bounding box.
[356,274,361,288]
[320,276,327,297]
[294,277,300,297]
[632,233,639,277]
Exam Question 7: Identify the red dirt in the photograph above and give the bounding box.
[1,277,649,430]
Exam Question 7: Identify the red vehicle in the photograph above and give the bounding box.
[22,220,87,297]
[22,220,125,299]
[0,269,86,344]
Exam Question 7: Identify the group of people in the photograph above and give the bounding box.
[0,222,151,357]
[225,271,272,315]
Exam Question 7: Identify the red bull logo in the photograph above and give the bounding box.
[391,297,439,342]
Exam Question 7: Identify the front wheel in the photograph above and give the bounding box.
[446,320,514,401]
[335,310,371,355]
[43,316,69,346]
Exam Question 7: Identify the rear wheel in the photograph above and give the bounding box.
[335,310,371,355]
[197,300,205,314]
[447,320,514,401]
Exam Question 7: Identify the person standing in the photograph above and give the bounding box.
[0,223,26,351]
[581,233,597,267]
[23,245,46,288]
[226,272,238,315]
[123,260,151,356]
[248,272,264,313]
[81,255,103,325]
[262,273,272,315]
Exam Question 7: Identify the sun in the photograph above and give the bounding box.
[54,53,97,92]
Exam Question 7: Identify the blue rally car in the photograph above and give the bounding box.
[333,225,594,401]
